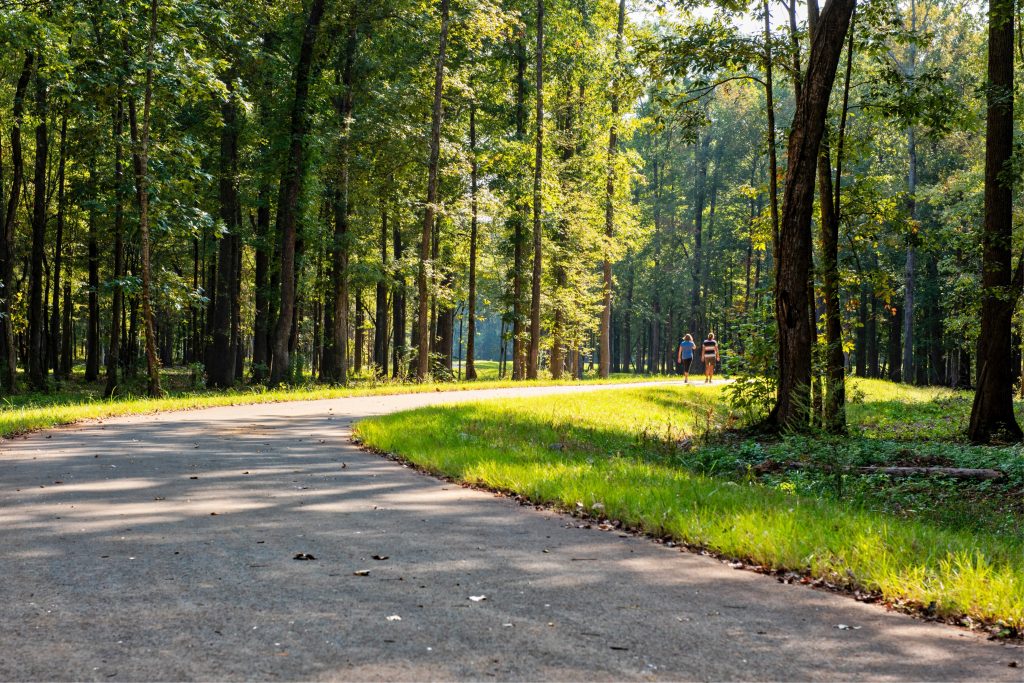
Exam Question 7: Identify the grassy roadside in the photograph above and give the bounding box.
[0,360,682,439]
[354,379,1024,632]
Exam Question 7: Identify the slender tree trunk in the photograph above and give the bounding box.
[208,84,240,388]
[50,114,68,379]
[466,101,479,380]
[327,26,359,385]
[127,4,163,397]
[599,0,626,379]
[104,98,125,398]
[770,0,856,429]
[84,161,99,385]
[270,0,325,385]
[690,134,711,335]
[867,283,879,377]
[512,39,527,380]
[527,0,545,380]
[1,53,33,391]
[969,0,1021,442]
[392,218,405,378]
[28,54,49,391]
[817,16,854,434]
[903,126,917,384]
[253,186,270,382]
[416,0,450,379]
[764,0,780,259]
[374,193,389,376]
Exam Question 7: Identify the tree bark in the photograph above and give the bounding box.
[770,0,856,429]
[269,0,326,385]
[903,126,917,384]
[85,159,101,381]
[374,193,389,376]
[599,0,626,379]
[127,0,164,397]
[1,52,33,391]
[968,0,1021,442]
[208,84,240,388]
[416,0,450,380]
[28,54,49,391]
[466,101,479,380]
[764,0,780,260]
[392,218,405,378]
[527,0,545,380]
[104,98,125,398]
[50,114,68,379]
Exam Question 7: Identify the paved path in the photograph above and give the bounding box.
[1,381,1020,681]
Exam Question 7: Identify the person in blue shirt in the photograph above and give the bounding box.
[677,333,697,383]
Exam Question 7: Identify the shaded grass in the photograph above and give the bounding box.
[355,382,1024,630]
[0,364,679,439]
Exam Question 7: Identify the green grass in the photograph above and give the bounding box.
[0,362,679,439]
[354,380,1024,631]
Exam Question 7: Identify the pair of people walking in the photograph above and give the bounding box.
[676,332,719,384]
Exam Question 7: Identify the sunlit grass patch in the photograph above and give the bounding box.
[355,383,1024,630]
[0,366,682,439]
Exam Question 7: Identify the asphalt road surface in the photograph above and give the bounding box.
[1,381,1020,681]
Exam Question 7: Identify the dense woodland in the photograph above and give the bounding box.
[0,0,1021,439]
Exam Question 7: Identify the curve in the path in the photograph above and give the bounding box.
[0,380,1019,681]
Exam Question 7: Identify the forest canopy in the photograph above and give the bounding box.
[0,0,1019,440]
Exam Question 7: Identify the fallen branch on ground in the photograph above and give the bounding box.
[754,461,1004,480]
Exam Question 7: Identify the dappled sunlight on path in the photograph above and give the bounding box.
[0,381,1018,681]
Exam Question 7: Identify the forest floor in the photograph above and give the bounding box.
[0,359,682,439]
[356,379,1024,635]
[1,380,1019,681]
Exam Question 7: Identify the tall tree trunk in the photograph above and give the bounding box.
[392,218,405,378]
[817,15,854,434]
[50,114,67,379]
[85,161,100,382]
[1,52,33,391]
[770,0,856,429]
[374,192,389,376]
[867,283,879,377]
[465,100,479,380]
[328,26,359,384]
[270,0,326,385]
[511,38,527,380]
[416,0,450,379]
[969,0,1021,442]
[887,302,903,381]
[599,0,626,379]
[127,1,163,397]
[208,85,240,388]
[764,0,780,260]
[527,0,545,380]
[903,126,917,384]
[253,185,271,382]
[104,98,125,397]
[690,134,711,335]
[28,54,49,391]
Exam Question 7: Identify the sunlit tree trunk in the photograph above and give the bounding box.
[416,0,450,380]
[968,0,1021,442]
[527,0,545,380]
[127,0,163,397]
[770,0,856,430]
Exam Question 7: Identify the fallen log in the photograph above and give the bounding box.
[854,466,1004,480]
[753,461,1004,480]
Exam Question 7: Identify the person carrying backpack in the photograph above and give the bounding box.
[677,334,696,383]
[702,332,720,384]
